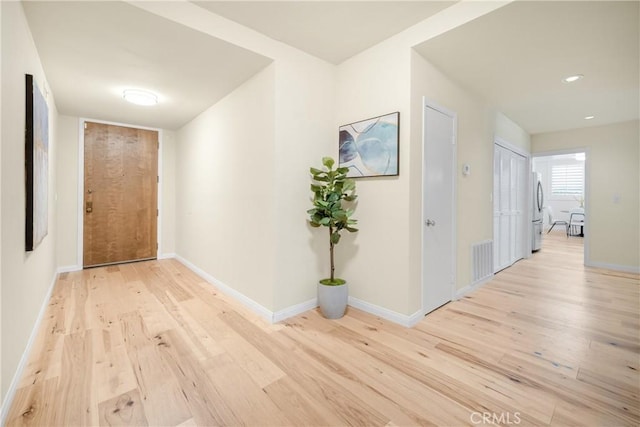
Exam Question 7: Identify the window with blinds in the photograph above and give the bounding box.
[551,163,584,195]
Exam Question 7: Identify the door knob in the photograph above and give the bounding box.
[425,219,436,226]
[86,201,93,213]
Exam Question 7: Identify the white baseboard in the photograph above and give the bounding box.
[172,256,424,328]
[348,296,423,327]
[57,265,82,274]
[454,284,473,299]
[174,255,274,323]
[0,270,58,425]
[273,298,318,323]
[454,274,494,299]
[585,261,640,274]
[158,252,176,260]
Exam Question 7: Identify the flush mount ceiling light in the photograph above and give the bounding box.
[584,115,595,120]
[123,89,158,106]
[562,74,584,83]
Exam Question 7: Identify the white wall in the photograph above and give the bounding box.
[176,65,278,309]
[175,58,337,314]
[272,58,337,311]
[1,1,58,403]
[410,50,494,299]
[532,121,640,271]
[495,111,531,152]
[161,130,176,256]
[336,40,413,316]
[56,115,79,269]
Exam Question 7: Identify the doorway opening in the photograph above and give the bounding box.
[532,151,587,261]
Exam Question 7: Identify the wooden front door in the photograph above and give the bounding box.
[83,122,158,267]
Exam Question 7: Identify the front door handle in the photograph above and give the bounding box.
[86,201,93,213]
[425,219,436,226]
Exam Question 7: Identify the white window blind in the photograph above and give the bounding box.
[551,163,584,195]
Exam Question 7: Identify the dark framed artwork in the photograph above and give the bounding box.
[339,111,399,178]
[25,74,49,251]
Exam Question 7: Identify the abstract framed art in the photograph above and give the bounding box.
[25,74,49,251]
[338,112,399,178]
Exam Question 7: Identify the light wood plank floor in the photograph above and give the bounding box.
[6,232,639,426]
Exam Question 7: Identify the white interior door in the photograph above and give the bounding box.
[423,102,456,315]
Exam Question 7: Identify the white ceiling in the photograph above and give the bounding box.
[414,0,639,135]
[193,1,455,64]
[21,1,639,134]
[22,1,272,130]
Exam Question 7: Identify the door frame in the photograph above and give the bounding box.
[421,98,458,315]
[531,147,590,267]
[76,118,163,268]
[494,137,532,263]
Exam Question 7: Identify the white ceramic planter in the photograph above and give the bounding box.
[317,281,348,319]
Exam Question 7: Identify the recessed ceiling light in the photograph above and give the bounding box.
[123,89,158,106]
[562,74,584,83]
[584,115,595,120]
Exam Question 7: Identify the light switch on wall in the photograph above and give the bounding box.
[613,193,621,204]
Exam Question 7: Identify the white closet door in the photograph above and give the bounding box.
[509,153,518,263]
[493,146,501,272]
[494,144,528,273]
[499,146,511,270]
[514,155,527,261]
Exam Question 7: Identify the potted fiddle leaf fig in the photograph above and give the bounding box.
[307,156,358,319]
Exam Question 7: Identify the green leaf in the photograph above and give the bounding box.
[345,226,359,233]
[343,180,355,191]
[309,156,358,240]
[332,210,347,220]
